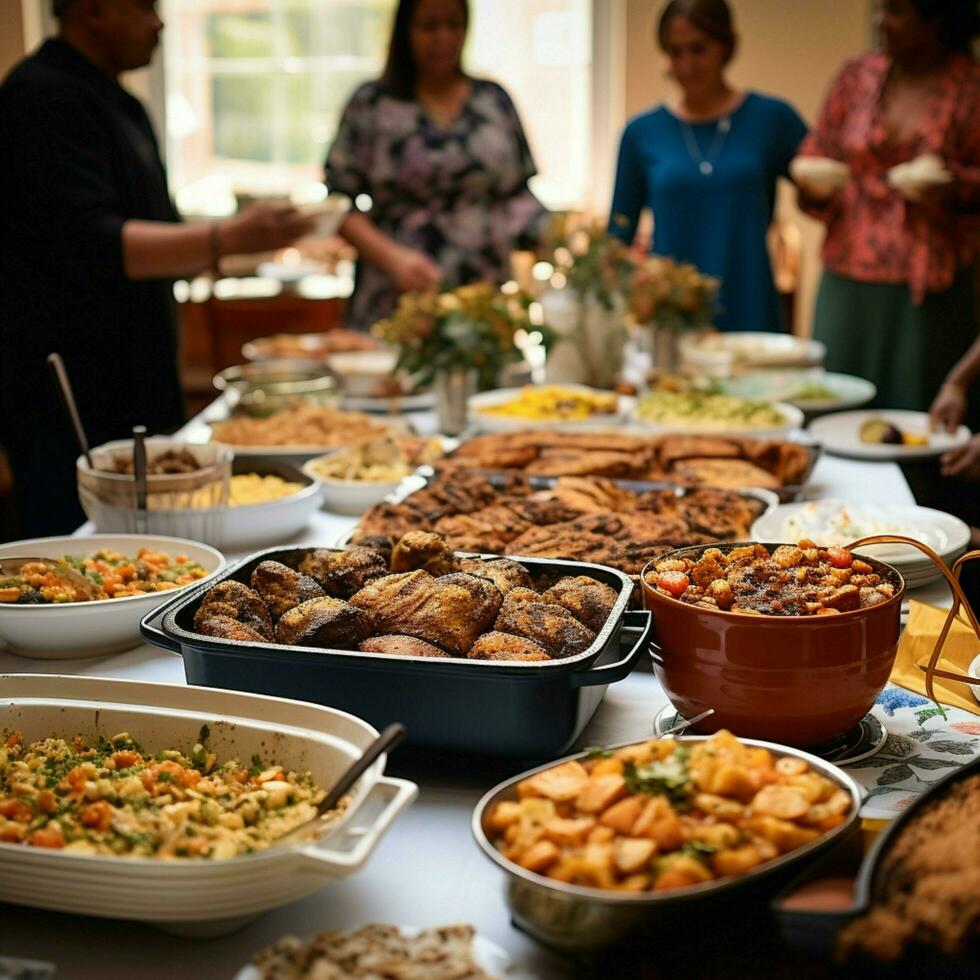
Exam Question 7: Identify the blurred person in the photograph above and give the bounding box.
[795,0,980,414]
[607,0,807,333]
[0,0,313,537]
[324,0,547,330]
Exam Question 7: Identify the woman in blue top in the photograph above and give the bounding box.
[609,0,808,332]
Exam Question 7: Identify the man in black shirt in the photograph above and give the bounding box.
[0,0,312,536]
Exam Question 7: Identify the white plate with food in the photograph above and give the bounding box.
[715,371,876,414]
[469,385,630,433]
[303,435,446,515]
[236,924,522,980]
[630,390,804,437]
[0,535,225,659]
[679,331,826,372]
[751,499,970,587]
[242,329,379,363]
[199,404,404,461]
[808,410,971,461]
[0,674,416,936]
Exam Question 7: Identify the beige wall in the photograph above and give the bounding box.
[0,0,27,78]
[623,0,874,335]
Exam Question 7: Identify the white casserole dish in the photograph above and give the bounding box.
[0,534,226,660]
[0,675,417,937]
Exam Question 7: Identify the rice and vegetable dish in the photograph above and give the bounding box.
[0,729,335,858]
[0,549,207,604]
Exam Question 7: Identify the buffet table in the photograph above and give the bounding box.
[0,431,969,978]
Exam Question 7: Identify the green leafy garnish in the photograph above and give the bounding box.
[682,841,717,862]
[584,746,612,760]
[623,747,692,807]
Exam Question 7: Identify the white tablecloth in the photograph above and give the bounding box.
[0,449,961,979]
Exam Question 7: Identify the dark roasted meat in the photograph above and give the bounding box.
[250,560,324,621]
[298,548,388,599]
[359,635,450,658]
[274,596,366,649]
[390,531,458,576]
[193,580,273,640]
[542,575,619,633]
[467,631,551,662]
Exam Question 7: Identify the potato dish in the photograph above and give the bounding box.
[636,391,789,430]
[487,730,851,894]
[209,404,390,448]
[647,541,897,615]
[0,729,338,858]
[479,386,619,421]
[0,549,208,604]
[306,436,443,484]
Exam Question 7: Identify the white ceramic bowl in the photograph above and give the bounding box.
[326,349,404,399]
[298,194,351,238]
[0,674,417,936]
[220,480,324,551]
[0,535,225,660]
[302,455,405,516]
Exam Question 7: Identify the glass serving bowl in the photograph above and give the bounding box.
[213,359,340,417]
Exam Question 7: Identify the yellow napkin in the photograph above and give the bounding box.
[890,599,980,714]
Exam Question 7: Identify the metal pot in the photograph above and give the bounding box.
[472,735,863,951]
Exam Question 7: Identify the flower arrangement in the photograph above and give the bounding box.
[544,215,635,311]
[629,255,720,330]
[372,282,548,390]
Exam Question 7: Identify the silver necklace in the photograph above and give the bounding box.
[680,115,732,176]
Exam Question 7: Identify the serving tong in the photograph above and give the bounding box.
[847,534,980,697]
[273,723,406,848]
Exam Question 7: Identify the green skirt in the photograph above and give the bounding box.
[813,268,979,414]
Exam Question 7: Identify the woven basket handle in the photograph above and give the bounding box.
[846,535,980,699]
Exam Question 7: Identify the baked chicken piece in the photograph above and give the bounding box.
[298,548,388,599]
[359,635,449,658]
[250,560,324,621]
[524,449,637,478]
[390,531,458,576]
[193,614,270,644]
[467,631,550,662]
[542,576,619,633]
[349,570,502,656]
[193,580,273,640]
[457,557,533,595]
[274,596,365,649]
[494,592,595,659]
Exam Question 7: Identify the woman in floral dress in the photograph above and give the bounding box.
[325,0,547,330]
[795,0,980,413]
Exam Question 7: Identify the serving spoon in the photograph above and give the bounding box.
[0,558,100,601]
[273,723,406,848]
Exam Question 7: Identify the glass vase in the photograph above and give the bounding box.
[434,366,477,436]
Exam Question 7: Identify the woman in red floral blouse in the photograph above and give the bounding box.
[794,0,980,415]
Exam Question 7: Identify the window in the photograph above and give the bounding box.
[161,0,597,214]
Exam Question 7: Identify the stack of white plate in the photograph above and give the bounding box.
[751,499,971,589]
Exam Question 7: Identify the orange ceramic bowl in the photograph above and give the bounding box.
[640,542,905,747]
